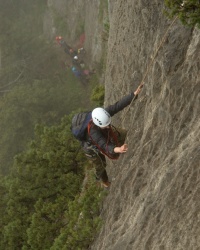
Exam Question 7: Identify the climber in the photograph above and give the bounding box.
[78,47,86,54]
[69,48,77,57]
[55,36,63,41]
[71,66,81,77]
[55,36,64,46]
[72,55,80,66]
[71,84,143,187]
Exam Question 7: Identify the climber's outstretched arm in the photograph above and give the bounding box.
[105,83,144,117]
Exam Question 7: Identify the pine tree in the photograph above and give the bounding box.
[164,0,200,27]
[1,115,86,249]
[51,173,105,250]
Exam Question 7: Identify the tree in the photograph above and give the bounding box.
[51,174,105,250]
[90,85,105,106]
[1,114,105,249]
[0,75,91,174]
[0,175,8,249]
[1,116,85,249]
[164,0,200,27]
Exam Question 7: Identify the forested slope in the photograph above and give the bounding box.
[0,1,108,249]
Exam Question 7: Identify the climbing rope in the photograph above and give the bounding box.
[122,16,178,124]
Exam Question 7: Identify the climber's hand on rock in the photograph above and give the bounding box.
[114,144,128,154]
[134,83,144,95]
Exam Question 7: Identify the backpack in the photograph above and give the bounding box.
[71,112,92,141]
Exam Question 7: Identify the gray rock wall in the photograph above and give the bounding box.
[92,1,200,249]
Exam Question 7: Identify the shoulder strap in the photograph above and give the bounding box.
[87,121,119,160]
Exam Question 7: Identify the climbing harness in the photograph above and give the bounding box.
[87,120,120,160]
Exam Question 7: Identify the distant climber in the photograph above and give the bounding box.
[55,36,77,56]
[77,47,86,55]
[72,55,80,66]
[72,55,86,70]
[71,66,82,78]
[67,48,77,57]
[56,36,67,49]
[55,36,63,42]
[71,84,143,187]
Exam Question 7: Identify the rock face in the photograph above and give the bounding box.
[91,1,200,250]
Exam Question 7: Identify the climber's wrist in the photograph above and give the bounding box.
[114,147,120,153]
[114,144,128,153]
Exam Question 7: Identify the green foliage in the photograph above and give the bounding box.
[1,116,84,249]
[104,19,110,34]
[0,75,91,174]
[0,115,105,249]
[164,0,200,28]
[51,171,105,250]
[0,176,8,249]
[98,0,109,23]
[90,85,105,106]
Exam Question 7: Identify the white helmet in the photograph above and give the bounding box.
[92,108,111,127]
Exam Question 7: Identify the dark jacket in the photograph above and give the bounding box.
[86,92,136,156]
